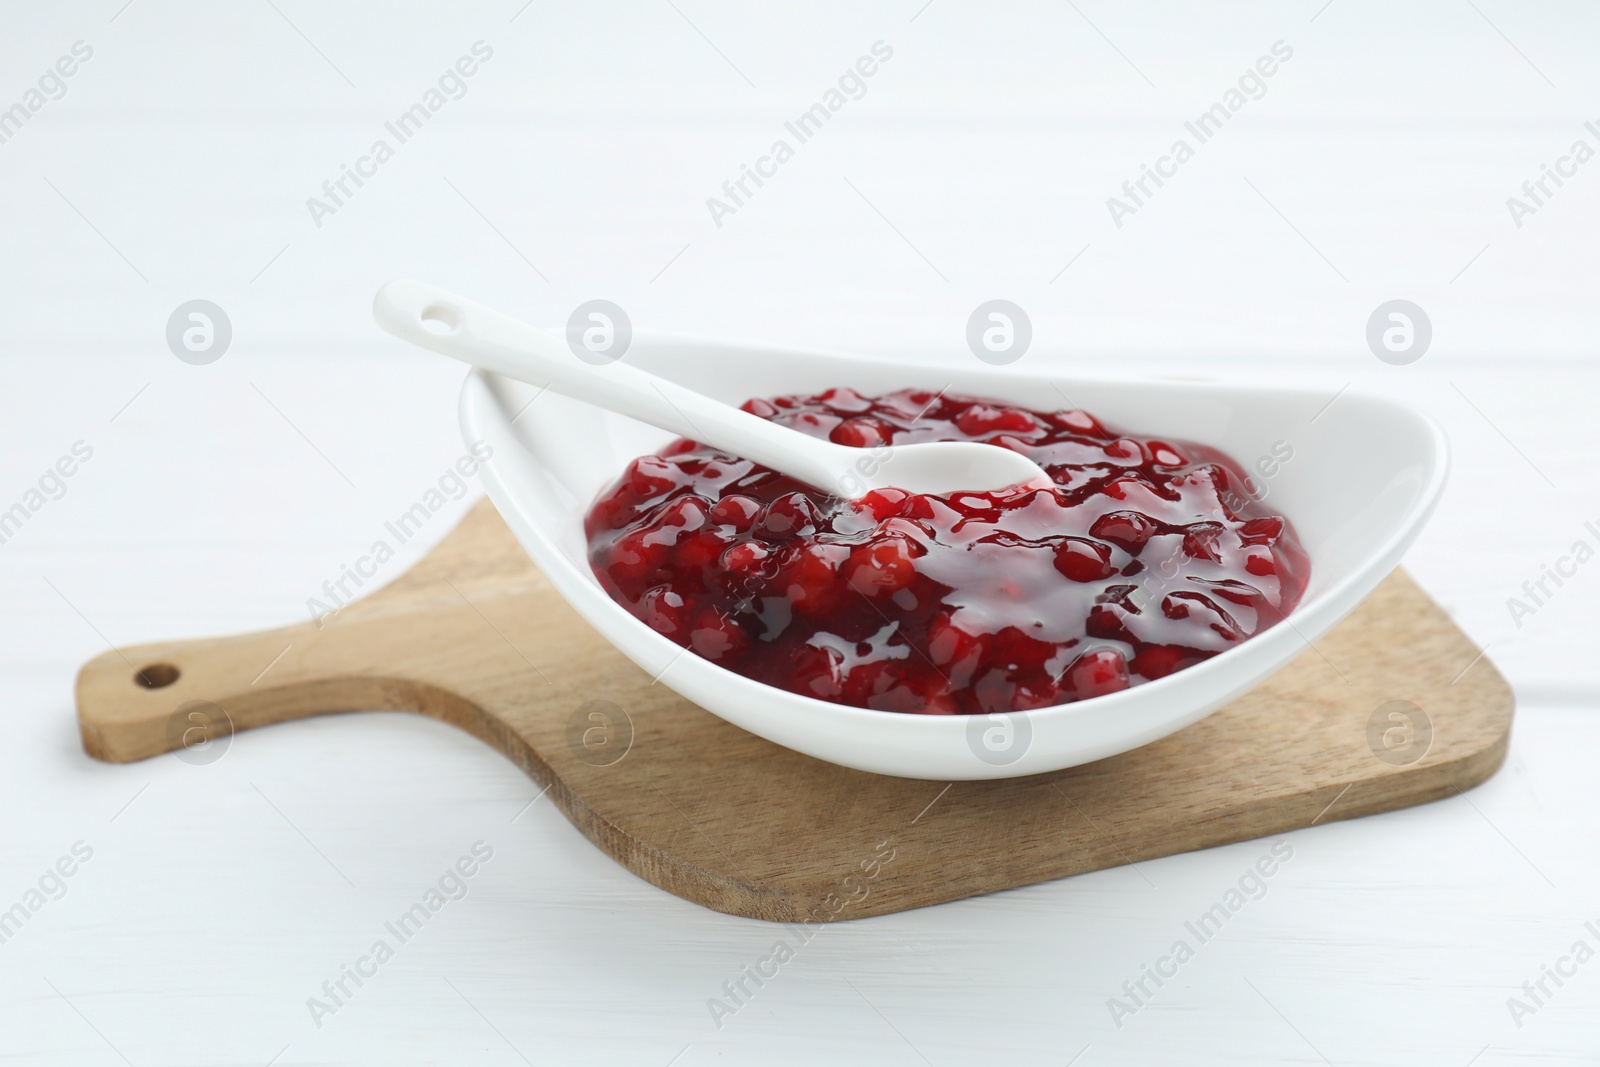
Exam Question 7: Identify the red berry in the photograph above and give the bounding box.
[1182,522,1224,562]
[789,411,840,439]
[956,404,1039,436]
[927,612,986,685]
[830,416,891,448]
[1242,544,1280,579]
[904,495,964,527]
[1065,648,1130,700]
[606,530,664,583]
[896,389,941,417]
[689,610,747,660]
[1131,645,1196,680]
[1163,591,1241,641]
[791,644,845,700]
[1090,510,1158,553]
[819,387,873,414]
[1104,438,1147,463]
[987,627,1054,672]
[1054,537,1115,582]
[1051,409,1108,437]
[855,487,911,521]
[721,540,773,576]
[1011,672,1067,710]
[845,536,916,597]
[840,659,951,714]
[1181,464,1239,511]
[637,586,687,639]
[872,519,932,555]
[914,692,962,715]
[989,434,1037,455]
[783,543,844,617]
[1150,442,1187,466]
[1100,475,1169,509]
[710,494,762,531]
[677,529,727,570]
[1201,578,1269,610]
[1085,604,1134,642]
[971,667,1020,715]
[758,492,822,539]
[1239,516,1286,545]
[623,456,677,498]
[653,494,710,537]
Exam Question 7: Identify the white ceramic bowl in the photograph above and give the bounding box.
[459,337,1448,780]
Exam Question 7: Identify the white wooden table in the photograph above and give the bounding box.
[2,2,1597,1063]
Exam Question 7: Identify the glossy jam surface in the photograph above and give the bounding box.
[584,388,1310,715]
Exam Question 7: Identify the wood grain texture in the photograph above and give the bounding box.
[74,499,1514,922]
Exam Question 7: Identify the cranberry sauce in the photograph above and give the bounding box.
[584,388,1310,715]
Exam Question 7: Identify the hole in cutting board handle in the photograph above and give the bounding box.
[134,663,180,689]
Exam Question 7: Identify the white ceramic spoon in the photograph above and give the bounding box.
[373,279,1052,499]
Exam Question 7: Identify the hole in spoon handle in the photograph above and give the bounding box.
[420,302,461,335]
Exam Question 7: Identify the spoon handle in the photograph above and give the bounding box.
[374,279,850,494]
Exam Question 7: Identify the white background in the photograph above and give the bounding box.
[2,1,1598,1063]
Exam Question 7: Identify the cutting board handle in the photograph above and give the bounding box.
[75,502,553,766]
[74,616,436,764]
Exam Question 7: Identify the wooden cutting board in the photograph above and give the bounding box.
[75,499,1513,922]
